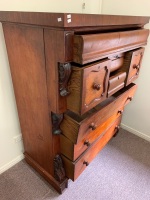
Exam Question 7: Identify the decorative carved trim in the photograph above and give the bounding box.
[51,112,63,135]
[59,63,71,97]
[54,155,66,182]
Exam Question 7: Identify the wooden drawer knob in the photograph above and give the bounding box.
[84,140,90,147]
[113,125,120,137]
[133,64,139,69]
[118,110,123,114]
[93,83,101,90]
[89,123,97,130]
[127,96,133,101]
[83,161,89,166]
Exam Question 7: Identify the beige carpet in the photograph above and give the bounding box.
[0,128,150,200]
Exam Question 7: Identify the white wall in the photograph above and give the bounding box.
[0,0,102,173]
[101,0,150,141]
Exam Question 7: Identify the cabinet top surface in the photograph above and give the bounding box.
[0,11,149,29]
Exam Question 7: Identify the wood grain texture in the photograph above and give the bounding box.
[3,24,53,174]
[123,48,145,86]
[60,112,122,161]
[0,12,149,28]
[62,117,122,181]
[67,59,110,115]
[73,29,149,64]
[61,83,137,144]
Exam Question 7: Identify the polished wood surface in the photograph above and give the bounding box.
[0,12,149,193]
[60,113,122,161]
[123,48,145,85]
[73,29,149,64]
[61,83,137,144]
[62,117,121,181]
[67,59,110,115]
[0,12,149,28]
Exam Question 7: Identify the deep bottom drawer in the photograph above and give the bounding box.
[62,117,121,181]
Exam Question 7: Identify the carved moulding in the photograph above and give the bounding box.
[58,63,71,97]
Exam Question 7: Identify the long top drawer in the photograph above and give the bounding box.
[73,29,149,64]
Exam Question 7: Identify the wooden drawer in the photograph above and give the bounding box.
[108,71,127,97]
[67,59,110,115]
[61,117,121,181]
[123,48,145,85]
[110,56,124,73]
[61,83,137,144]
[60,113,122,161]
[73,29,149,64]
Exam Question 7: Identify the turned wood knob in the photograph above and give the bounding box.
[84,140,90,147]
[127,96,133,101]
[133,64,139,69]
[118,110,123,114]
[83,161,89,166]
[89,123,97,130]
[93,83,101,90]
[113,125,120,137]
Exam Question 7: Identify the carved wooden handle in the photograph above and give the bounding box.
[84,140,90,147]
[89,123,97,130]
[93,83,101,90]
[83,161,89,166]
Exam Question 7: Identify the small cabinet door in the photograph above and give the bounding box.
[124,48,145,85]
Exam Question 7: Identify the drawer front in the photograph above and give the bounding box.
[61,83,137,144]
[123,48,145,85]
[67,59,110,115]
[61,112,122,161]
[110,56,124,73]
[73,29,149,64]
[62,117,121,181]
[108,71,127,97]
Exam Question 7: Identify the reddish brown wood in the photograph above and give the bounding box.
[73,29,149,64]
[108,71,127,97]
[60,113,122,161]
[123,48,145,85]
[0,12,149,28]
[3,23,53,174]
[67,59,110,115]
[60,83,137,144]
[1,12,149,194]
[61,117,122,181]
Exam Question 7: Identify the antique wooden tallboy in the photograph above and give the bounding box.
[0,12,149,193]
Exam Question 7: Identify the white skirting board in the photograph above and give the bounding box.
[121,123,150,142]
[0,154,24,174]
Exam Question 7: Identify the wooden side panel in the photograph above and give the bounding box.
[73,29,149,64]
[3,24,53,174]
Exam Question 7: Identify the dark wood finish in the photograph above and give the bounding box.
[0,11,149,28]
[1,12,149,193]
[123,48,145,85]
[51,113,63,135]
[3,24,54,174]
[54,155,66,182]
[25,153,68,194]
[59,63,72,97]
[62,117,122,181]
[67,59,110,115]
[73,29,149,64]
[61,83,137,144]
[108,71,127,97]
[60,113,122,161]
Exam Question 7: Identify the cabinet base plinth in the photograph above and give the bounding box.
[24,153,68,194]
